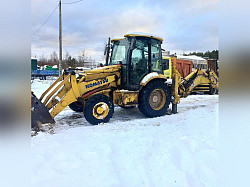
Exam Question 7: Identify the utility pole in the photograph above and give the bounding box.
[59,0,63,76]
[105,37,111,66]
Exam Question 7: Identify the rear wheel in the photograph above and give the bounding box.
[138,80,170,118]
[69,101,84,112]
[209,86,217,95]
[84,95,114,125]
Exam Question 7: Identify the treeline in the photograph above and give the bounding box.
[37,50,93,69]
[189,50,219,60]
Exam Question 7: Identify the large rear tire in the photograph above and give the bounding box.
[209,86,217,95]
[138,80,170,118]
[84,95,114,125]
[69,101,84,112]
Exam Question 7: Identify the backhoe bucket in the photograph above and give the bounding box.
[31,92,55,128]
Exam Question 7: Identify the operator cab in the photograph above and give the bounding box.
[110,33,164,90]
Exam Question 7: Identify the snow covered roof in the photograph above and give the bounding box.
[124,32,163,41]
[177,55,206,61]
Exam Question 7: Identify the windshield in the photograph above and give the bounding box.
[110,38,129,65]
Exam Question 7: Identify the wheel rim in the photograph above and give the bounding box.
[149,89,166,110]
[92,102,109,119]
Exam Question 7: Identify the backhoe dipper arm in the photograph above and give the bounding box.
[178,69,218,98]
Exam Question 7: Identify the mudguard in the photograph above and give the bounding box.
[140,72,167,87]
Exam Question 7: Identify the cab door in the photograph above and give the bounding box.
[129,39,149,88]
[151,39,163,74]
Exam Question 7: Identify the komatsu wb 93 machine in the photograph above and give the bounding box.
[31,33,219,128]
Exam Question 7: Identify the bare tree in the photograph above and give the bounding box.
[78,50,86,67]
[47,51,59,66]
[52,51,58,64]
[38,55,48,67]
[62,52,71,69]
[65,52,70,60]
[66,56,76,69]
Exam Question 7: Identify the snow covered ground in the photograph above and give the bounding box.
[31,79,218,187]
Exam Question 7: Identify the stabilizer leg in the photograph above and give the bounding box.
[172,103,178,114]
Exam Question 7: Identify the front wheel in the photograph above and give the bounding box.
[84,94,114,125]
[138,80,170,118]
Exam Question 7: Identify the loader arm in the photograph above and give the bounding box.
[31,65,121,128]
[40,72,119,118]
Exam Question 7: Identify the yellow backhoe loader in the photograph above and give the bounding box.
[31,33,219,128]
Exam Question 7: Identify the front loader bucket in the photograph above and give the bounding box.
[31,92,55,128]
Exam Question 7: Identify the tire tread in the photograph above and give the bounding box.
[138,80,170,118]
[84,94,114,125]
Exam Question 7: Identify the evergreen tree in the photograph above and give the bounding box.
[189,50,219,60]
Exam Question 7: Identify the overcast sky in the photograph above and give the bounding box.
[31,0,218,61]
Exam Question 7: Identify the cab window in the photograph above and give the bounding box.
[151,39,162,73]
[162,59,169,70]
[110,39,129,65]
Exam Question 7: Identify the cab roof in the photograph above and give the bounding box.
[124,32,163,41]
[111,37,124,43]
